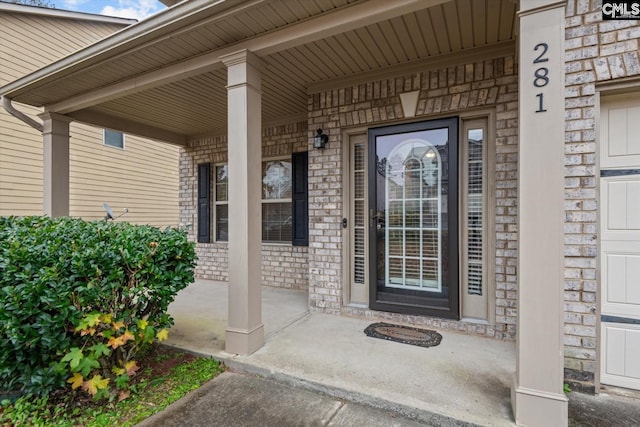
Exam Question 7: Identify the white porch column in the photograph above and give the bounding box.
[512,1,567,426]
[220,49,264,355]
[39,112,72,217]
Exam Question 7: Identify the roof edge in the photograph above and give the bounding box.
[0,0,234,100]
[0,2,137,25]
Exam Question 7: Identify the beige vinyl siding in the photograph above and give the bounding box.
[0,10,179,226]
[0,104,44,216]
[69,123,179,227]
[0,12,126,216]
[0,12,124,83]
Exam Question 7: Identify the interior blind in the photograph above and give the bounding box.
[467,132,483,295]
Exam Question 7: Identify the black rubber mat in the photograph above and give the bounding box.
[364,322,442,348]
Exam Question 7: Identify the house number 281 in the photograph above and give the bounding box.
[533,42,549,113]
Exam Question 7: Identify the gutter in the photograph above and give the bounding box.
[1,96,43,132]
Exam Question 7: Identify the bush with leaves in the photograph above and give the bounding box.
[0,216,196,396]
[56,311,170,401]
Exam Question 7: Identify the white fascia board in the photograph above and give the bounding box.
[0,2,137,25]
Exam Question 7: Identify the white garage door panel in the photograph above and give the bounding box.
[601,242,640,318]
[602,323,640,390]
[600,95,640,391]
[605,253,640,305]
[606,254,627,304]
[603,325,626,376]
[602,101,640,168]
[607,181,627,229]
[630,181,640,229]
[601,176,640,240]
[629,329,640,379]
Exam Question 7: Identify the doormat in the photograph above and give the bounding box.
[364,322,442,348]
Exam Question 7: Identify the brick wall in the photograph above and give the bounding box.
[564,0,640,391]
[307,54,519,339]
[180,122,309,290]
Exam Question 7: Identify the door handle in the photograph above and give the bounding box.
[370,209,384,229]
[370,209,383,221]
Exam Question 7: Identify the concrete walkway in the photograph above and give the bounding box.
[166,279,309,353]
[139,372,437,427]
[162,280,640,426]
[166,280,516,426]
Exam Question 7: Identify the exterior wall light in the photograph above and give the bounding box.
[313,128,328,149]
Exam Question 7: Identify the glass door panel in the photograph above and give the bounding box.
[368,118,459,319]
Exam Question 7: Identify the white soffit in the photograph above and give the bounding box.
[2,0,518,137]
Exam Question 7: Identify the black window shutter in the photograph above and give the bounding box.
[197,163,211,243]
[292,151,309,246]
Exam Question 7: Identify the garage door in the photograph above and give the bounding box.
[600,94,640,390]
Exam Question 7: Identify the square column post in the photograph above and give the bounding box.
[220,49,264,355]
[512,1,568,426]
[39,112,72,217]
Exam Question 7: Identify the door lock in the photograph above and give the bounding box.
[371,209,384,229]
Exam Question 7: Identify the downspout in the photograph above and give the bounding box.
[1,96,43,132]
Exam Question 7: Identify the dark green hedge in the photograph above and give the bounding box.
[0,216,196,395]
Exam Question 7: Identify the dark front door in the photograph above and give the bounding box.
[368,118,459,319]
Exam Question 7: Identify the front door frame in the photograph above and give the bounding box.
[367,117,460,319]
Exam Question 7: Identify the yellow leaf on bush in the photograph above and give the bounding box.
[125,360,140,376]
[112,366,125,376]
[122,330,135,343]
[67,372,83,390]
[156,329,169,341]
[102,314,112,324]
[85,312,102,327]
[83,375,110,396]
[137,319,148,330]
[80,327,96,336]
[108,335,125,349]
[112,321,125,331]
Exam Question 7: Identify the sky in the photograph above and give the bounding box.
[59,0,166,20]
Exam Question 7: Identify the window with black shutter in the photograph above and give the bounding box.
[197,163,211,243]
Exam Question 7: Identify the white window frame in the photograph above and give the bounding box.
[103,129,125,149]
[214,157,293,244]
[261,155,293,244]
[460,114,495,323]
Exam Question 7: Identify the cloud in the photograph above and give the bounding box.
[101,0,163,20]
[62,0,89,7]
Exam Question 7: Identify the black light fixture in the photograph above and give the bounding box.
[313,128,328,149]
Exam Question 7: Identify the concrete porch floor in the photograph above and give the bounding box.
[167,279,516,426]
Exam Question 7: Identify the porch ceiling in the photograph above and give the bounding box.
[1,0,517,141]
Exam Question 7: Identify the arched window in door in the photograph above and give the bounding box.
[385,139,442,292]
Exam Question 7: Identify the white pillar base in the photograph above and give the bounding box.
[512,380,568,427]
[225,324,265,355]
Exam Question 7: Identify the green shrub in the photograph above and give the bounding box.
[0,216,196,396]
